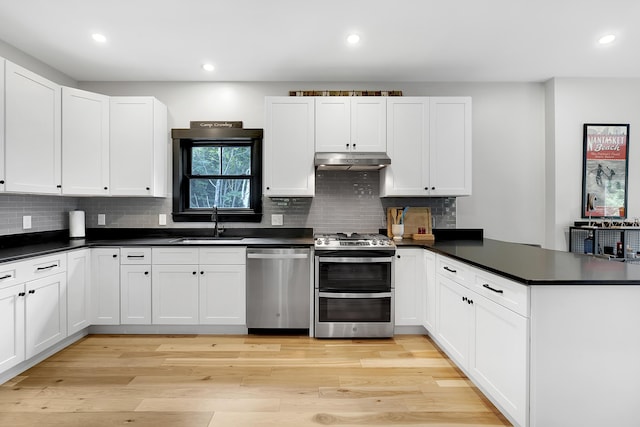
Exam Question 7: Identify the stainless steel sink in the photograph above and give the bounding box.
[170,237,245,244]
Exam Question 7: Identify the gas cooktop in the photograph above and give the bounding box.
[314,233,394,249]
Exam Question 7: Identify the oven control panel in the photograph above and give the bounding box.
[314,233,395,249]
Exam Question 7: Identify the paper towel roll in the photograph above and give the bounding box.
[69,210,86,238]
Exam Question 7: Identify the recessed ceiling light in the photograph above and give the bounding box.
[598,34,616,44]
[202,63,215,72]
[91,33,107,43]
[347,34,360,44]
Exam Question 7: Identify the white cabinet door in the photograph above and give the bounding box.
[470,293,528,427]
[381,98,430,196]
[394,248,425,326]
[67,249,91,335]
[91,248,120,325]
[152,265,199,324]
[110,97,168,197]
[62,87,110,195]
[435,274,472,369]
[199,264,246,325]
[315,97,386,153]
[120,265,152,324]
[0,283,25,373]
[0,57,5,191]
[5,61,61,194]
[25,272,67,359]
[351,97,386,152]
[264,97,315,197]
[429,97,472,196]
[422,250,436,333]
[315,97,351,152]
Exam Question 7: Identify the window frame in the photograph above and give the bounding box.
[172,128,263,222]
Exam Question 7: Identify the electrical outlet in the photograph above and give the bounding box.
[97,214,106,226]
[271,214,283,226]
[23,215,32,230]
[159,214,167,226]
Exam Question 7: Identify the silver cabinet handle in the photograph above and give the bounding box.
[318,292,392,299]
[247,253,308,259]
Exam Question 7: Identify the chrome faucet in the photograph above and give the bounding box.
[211,206,220,237]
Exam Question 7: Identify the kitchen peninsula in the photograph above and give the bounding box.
[397,237,640,427]
[1,231,639,427]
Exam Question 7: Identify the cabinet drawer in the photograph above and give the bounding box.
[152,248,198,265]
[21,253,67,282]
[436,255,469,285]
[473,269,529,317]
[120,247,152,264]
[199,247,246,265]
[0,262,22,290]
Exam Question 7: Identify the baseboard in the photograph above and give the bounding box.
[88,324,248,335]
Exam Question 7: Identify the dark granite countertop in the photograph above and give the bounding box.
[0,228,314,264]
[3,229,640,285]
[396,238,640,285]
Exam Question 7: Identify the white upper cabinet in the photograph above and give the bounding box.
[428,97,472,196]
[4,61,61,194]
[62,87,110,196]
[381,97,430,196]
[315,97,386,152]
[110,97,168,197]
[381,96,472,197]
[264,97,315,197]
[0,57,5,192]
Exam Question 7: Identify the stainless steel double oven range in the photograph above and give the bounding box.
[314,233,396,338]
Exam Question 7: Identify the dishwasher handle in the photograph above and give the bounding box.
[247,253,309,260]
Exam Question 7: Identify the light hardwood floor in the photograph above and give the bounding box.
[0,334,511,427]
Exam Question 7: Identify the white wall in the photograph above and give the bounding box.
[547,78,640,250]
[79,81,547,245]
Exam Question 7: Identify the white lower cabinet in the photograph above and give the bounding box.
[120,248,152,324]
[434,254,528,427]
[152,264,200,324]
[91,248,120,325]
[0,283,25,372]
[394,248,425,326]
[199,264,246,325]
[25,272,67,359]
[470,292,528,426]
[152,247,247,325]
[435,275,472,367]
[67,249,91,335]
[121,265,152,324]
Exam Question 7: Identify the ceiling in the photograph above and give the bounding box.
[0,0,638,83]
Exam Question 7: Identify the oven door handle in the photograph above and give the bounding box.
[317,257,394,263]
[318,292,393,299]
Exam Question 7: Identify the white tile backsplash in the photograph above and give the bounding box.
[0,170,456,235]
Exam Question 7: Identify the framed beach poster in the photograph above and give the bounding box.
[582,123,630,219]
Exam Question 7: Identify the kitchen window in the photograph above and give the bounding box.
[172,129,263,222]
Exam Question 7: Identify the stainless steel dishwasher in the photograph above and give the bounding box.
[246,247,311,330]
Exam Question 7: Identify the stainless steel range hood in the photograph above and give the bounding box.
[314,152,391,171]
